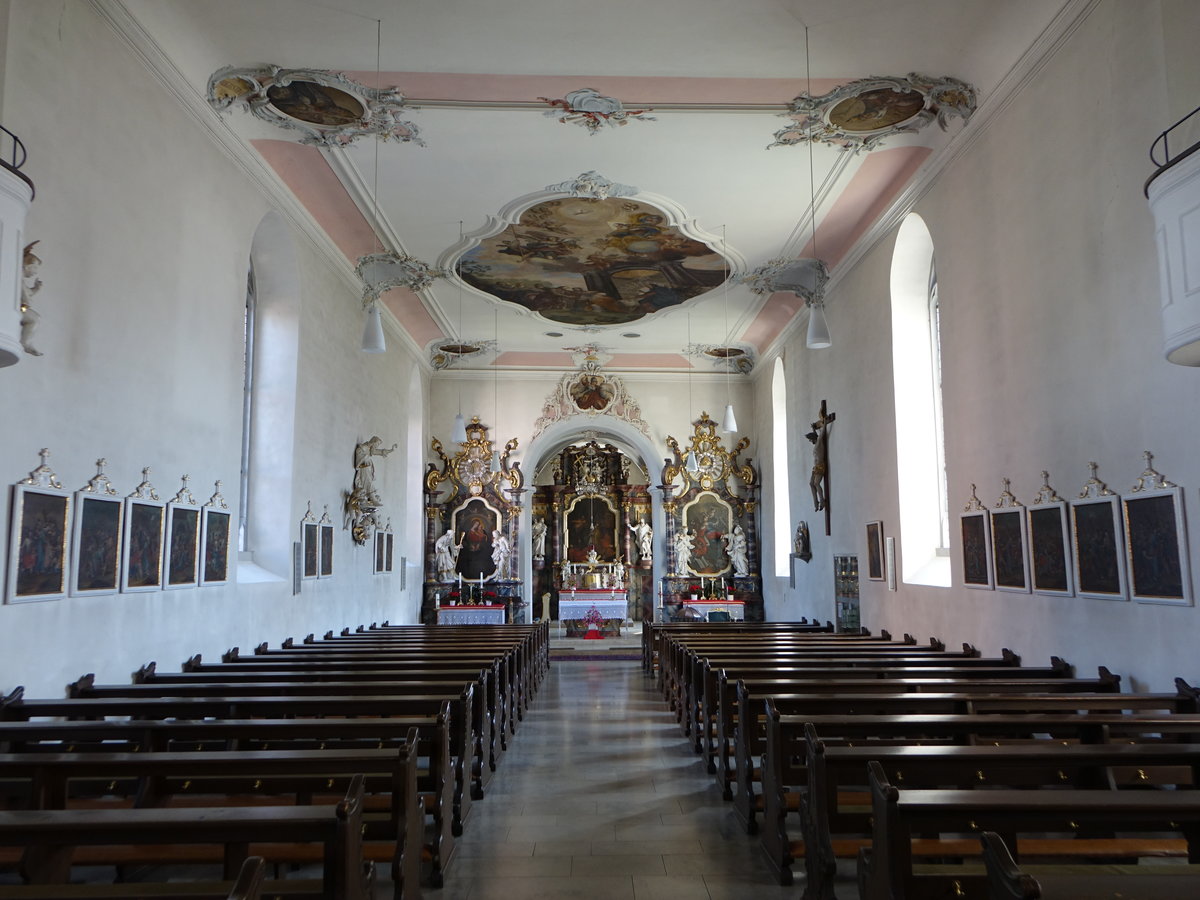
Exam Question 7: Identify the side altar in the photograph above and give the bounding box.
[422,417,526,625]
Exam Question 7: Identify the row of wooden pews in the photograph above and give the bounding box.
[0,621,548,899]
[654,621,1200,900]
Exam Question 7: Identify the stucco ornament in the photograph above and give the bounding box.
[544,171,638,200]
[207,65,422,148]
[771,73,976,152]
[355,252,444,306]
[744,257,829,306]
[532,347,649,438]
[540,89,655,134]
[20,241,43,357]
[429,339,496,370]
[345,436,396,545]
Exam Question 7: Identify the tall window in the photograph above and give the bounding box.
[890,214,950,586]
[238,263,256,553]
[771,358,790,576]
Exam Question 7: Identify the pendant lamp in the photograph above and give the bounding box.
[361,303,386,352]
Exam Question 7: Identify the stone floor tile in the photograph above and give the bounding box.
[571,854,668,877]
[465,875,635,899]
[631,874,711,900]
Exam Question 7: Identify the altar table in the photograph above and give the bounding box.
[678,599,745,621]
[437,605,506,625]
[558,592,628,623]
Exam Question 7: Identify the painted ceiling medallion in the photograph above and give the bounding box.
[743,257,829,305]
[207,65,422,147]
[457,197,727,327]
[355,252,444,304]
[771,74,976,152]
[539,88,655,135]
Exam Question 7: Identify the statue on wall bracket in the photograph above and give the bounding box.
[345,436,396,545]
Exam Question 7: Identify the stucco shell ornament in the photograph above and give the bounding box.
[207,65,423,148]
[539,88,656,135]
[770,73,976,152]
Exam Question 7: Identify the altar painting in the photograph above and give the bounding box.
[683,491,732,577]
[454,498,499,580]
[564,496,617,562]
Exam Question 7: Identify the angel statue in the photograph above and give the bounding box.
[20,241,44,356]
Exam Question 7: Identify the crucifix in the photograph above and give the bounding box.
[805,399,836,536]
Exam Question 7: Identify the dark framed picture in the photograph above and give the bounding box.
[200,507,231,586]
[1122,487,1191,605]
[122,497,165,592]
[302,521,319,579]
[385,532,394,573]
[990,507,1030,593]
[865,521,884,581]
[374,529,386,574]
[71,493,123,597]
[7,484,71,603]
[1070,496,1127,600]
[163,501,201,589]
[960,509,993,590]
[319,522,334,578]
[1028,501,1073,597]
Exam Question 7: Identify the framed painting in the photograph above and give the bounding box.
[960,487,993,590]
[374,529,386,574]
[991,507,1030,592]
[302,522,318,579]
[164,502,200,590]
[319,523,334,578]
[1027,474,1072,597]
[385,533,395,573]
[7,482,71,604]
[200,508,231,586]
[1071,497,1126,600]
[681,491,733,577]
[865,521,884,581]
[122,469,165,593]
[1123,486,1191,605]
[563,495,617,564]
[71,494,123,597]
[455,497,500,580]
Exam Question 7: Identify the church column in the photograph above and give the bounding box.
[422,499,444,625]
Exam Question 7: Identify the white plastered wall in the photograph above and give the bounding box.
[759,0,1200,691]
[0,3,425,697]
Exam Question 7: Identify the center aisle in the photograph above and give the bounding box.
[444,659,797,900]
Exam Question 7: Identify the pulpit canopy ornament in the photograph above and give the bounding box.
[665,412,758,497]
[426,417,522,497]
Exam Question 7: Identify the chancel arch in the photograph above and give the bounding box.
[522,417,662,625]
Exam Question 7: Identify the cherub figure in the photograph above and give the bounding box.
[20,241,43,356]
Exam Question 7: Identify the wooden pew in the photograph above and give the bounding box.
[0,690,467,875]
[97,666,500,801]
[732,683,1200,835]
[0,743,420,899]
[859,760,1200,900]
[978,830,1200,900]
[793,722,1200,896]
[706,664,1117,800]
[0,777,373,900]
[0,854,268,899]
[642,620,838,674]
[0,713,453,889]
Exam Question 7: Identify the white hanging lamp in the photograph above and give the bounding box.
[489,307,501,472]
[802,25,831,350]
[806,298,831,349]
[685,310,699,471]
[361,302,386,352]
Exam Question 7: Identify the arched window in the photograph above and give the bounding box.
[238,263,256,553]
[890,214,950,586]
[771,357,790,577]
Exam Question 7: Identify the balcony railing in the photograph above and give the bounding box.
[1146,103,1200,196]
[0,124,33,197]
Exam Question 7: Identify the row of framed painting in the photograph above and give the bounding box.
[5,452,231,604]
[959,455,1192,605]
[294,503,396,581]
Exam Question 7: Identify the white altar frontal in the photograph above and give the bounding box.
[559,591,628,623]
[437,605,506,625]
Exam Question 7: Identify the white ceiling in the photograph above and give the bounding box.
[117,0,1073,371]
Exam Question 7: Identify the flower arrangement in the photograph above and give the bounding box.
[582,605,605,628]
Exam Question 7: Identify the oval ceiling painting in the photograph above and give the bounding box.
[457,198,727,326]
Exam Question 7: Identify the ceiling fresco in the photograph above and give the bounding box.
[456,198,728,327]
